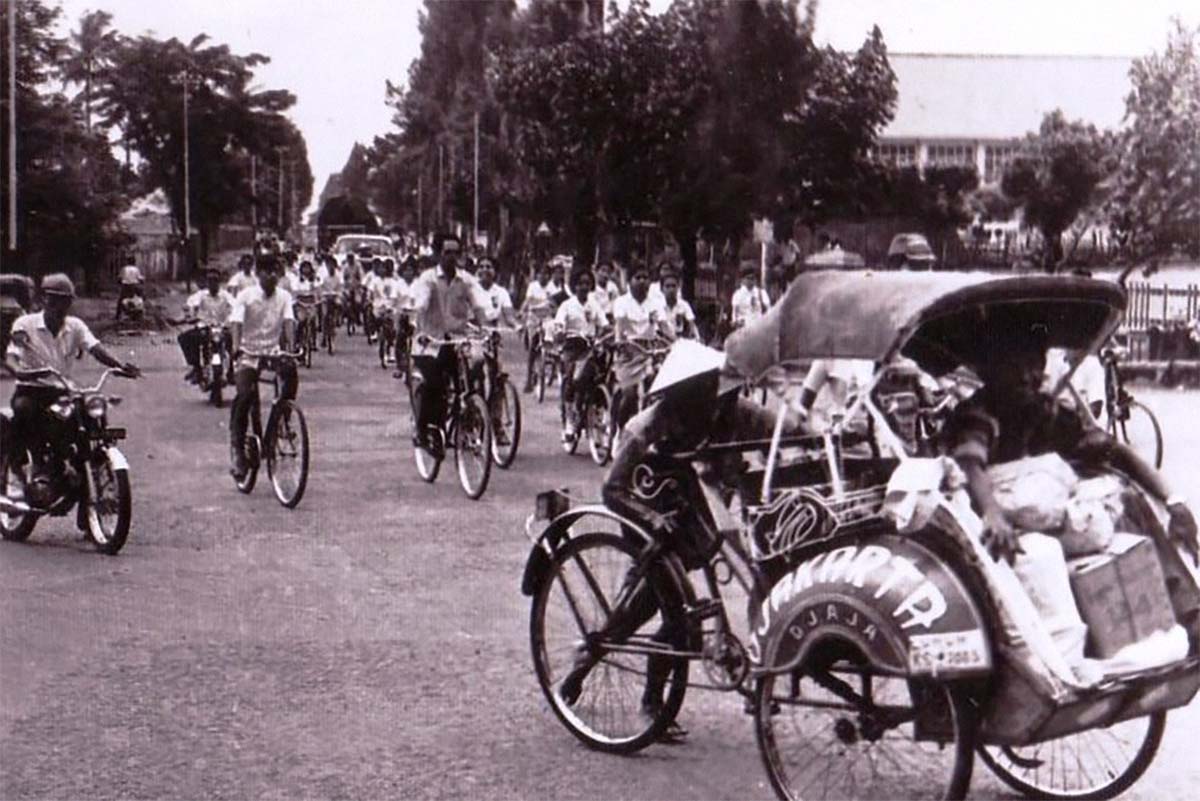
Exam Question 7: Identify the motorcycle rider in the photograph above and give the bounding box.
[3,274,141,494]
[228,255,296,480]
[408,235,490,455]
[114,258,145,321]
[179,268,235,383]
[226,253,258,296]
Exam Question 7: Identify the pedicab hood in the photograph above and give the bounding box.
[724,270,1127,381]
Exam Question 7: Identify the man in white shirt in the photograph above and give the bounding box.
[730,263,770,329]
[179,269,235,383]
[612,262,669,428]
[554,270,609,443]
[114,258,145,320]
[226,254,258,296]
[408,236,490,454]
[659,269,697,340]
[4,274,140,475]
[477,260,518,329]
[1045,349,1108,426]
[229,256,296,479]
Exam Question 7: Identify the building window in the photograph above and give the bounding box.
[874,143,917,168]
[927,143,975,169]
[985,145,1017,184]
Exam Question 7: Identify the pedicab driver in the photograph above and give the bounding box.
[228,255,296,480]
[942,327,1198,565]
[408,235,490,454]
[558,341,791,742]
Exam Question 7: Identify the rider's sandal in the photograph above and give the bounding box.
[657,720,688,744]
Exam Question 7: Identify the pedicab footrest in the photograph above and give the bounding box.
[746,483,887,562]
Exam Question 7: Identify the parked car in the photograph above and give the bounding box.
[331,234,396,268]
[887,232,937,269]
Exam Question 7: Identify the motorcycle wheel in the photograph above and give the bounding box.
[86,451,132,555]
[0,449,38,542]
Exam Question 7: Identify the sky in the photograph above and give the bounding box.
[53,0,1199,217]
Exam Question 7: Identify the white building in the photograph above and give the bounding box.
[875,54,1133,184]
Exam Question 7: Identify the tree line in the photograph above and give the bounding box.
[0,0,314,285]
[353,0,1197,290]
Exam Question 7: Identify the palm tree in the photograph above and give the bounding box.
[62,10,120,135]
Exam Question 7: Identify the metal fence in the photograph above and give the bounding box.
[1124,281,1200,331]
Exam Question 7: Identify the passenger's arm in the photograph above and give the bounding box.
[959,456,1021,564]
[1099,439,1198,564]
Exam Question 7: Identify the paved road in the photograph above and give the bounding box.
[1,330,1198,800]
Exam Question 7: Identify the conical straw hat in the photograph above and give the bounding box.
[648,339,727,397]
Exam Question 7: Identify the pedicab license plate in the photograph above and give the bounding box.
[908,630,988,673]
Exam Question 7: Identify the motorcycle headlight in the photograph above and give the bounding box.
[49,401,74,420]
[85,395,108,419]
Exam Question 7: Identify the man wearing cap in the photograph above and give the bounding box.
[557,340,787,741]
[730,263,770,329]
[4,274,140,475]
[408,235,490,454]
[228,255,297,480]
[178,269,235,383]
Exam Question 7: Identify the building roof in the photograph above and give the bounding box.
[881,53,1134,141]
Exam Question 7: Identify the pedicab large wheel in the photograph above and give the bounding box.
[977,711,1165,800]
[490,377,521,469]
[530,531,689,754]
[265,400,309,508]
[0,449,38,542]
[754,637,977,801]
[454,394,492,500]
[1109,400,1163,470]
[587,385,614,466]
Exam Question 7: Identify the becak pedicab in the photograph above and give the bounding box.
[723,270,1200,801]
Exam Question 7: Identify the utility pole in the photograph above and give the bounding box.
[473,111,479,247]
[250,153,258,245]
[438,143,444,230]
[275,146,286,233]
[417,172,423,238]
[182,71,191,254]
[7,0,18,257]
[288,155,296,241]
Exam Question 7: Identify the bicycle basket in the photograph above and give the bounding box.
[745,482,887,562]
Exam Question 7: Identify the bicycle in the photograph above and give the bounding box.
[608,337,672,455]
[557,332,615,466]
[525,317,558,403]
[231,350,310,508]
[321,296,340,355]
[410,334,494,500]
[480,327,522,469]
[294,299,319,369]
[1101,346,1163,468]
[393,309,416,387]
[376,308,397,369]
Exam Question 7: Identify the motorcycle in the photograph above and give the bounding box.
[0,367,138,555]
[193,323,230,407]
[522,270,1200,800]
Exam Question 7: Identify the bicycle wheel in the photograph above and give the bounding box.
[587,385,614,466]
[265,400,309,508]
[530,531,690,754]
[535,353,547,403]
[559,389,580,455]
[977,712,1164,800]
[454,394,492,500]
[1112,400,1163,470]
[755,642,976,801]
[490,378,521,469]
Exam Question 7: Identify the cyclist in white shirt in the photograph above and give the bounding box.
[179,268,235,382]
[612,262,669,428]
[659,269,698,340]
[226,254,258,296]
[521,262,556,393]
[319,254,343,331]
[730,262,770,329]
[555,269,609,444]
[290,260,321,341]
[477,259,518,329]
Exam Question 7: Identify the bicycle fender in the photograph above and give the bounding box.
[104,446,130,472]
[749,532,992,679]
[520,504,657,597]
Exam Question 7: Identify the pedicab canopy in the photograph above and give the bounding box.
[724,270,1127,380]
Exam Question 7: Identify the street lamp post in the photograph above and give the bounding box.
[275,145,286,234]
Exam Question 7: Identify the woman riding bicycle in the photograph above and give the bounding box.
[553,268,610,446]
[520,262,557,393]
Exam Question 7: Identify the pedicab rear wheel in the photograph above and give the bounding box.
[755,637,977,801]
[977,711,1164,800]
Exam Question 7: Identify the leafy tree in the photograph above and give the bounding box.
[62,9,120,135]
[1109,19,1200,263]
[1,0,129,283]
[1001,110,1110,270]
[100,33,313,255]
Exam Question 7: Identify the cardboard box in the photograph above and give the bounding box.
[1068,533,1177,658]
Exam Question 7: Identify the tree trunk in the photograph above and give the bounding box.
[675,228,698,302]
